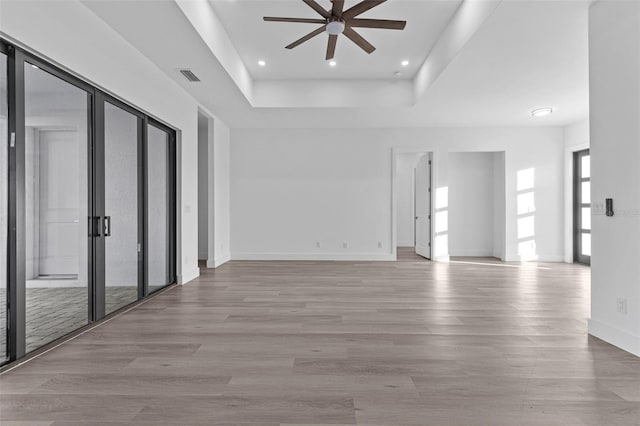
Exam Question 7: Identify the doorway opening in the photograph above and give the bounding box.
[197,112,209,268]
[394,152,432,261]
[448,152,505,261]
[197,110,216,269]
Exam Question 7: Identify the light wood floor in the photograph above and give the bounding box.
[1,256,639,425]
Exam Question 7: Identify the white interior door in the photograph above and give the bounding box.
[38,130,80,276]
[415,155,431,259]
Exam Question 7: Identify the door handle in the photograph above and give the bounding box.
[104,216,111,237]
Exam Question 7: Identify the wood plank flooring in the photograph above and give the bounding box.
[1,255,639,425]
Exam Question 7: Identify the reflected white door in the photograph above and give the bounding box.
[415,155,431,259]
[37,130,79,276]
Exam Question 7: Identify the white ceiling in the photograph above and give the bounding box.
[82,0,590,129]
[208,0,462,80]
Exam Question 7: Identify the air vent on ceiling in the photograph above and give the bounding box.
[179,69,200,82]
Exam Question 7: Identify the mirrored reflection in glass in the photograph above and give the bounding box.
[24,63,89,353]
[147,124,170,293]
[105,102,139,314]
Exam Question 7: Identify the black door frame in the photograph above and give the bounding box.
[94,92,149,316]
[145,119,177,294]
[5,41,95,361]
[573,149,591,265]
[2,38,177,365]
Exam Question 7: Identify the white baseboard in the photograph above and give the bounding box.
[397,241,415,247]
[231,252,395,261]
[179,267,200,285]
[208,254,231,268]
[504,254,565,262]
[449,251,495,257]
[588,318,640,357]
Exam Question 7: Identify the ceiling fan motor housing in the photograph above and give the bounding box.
[326,20,346,35]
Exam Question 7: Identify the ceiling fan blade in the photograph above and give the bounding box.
[303,0,330,18]
[285,25,327,49]
[331,0,345,18]
[348,18,406,30]
[326,34,338,60]
[343,0,386,19]
[264,17,327,24]
[343,27,376,54]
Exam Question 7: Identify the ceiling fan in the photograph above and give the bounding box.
[263,0,406,60]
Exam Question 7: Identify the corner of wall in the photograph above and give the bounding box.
[207,254,231,268]
[588,319,640,357]
[179,267,200,285]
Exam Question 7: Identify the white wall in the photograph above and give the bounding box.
[231,127,564,262]
[0,0,235,284]
[588,1,640,356]
[493,152,506,259]
[448,152,497,257]
[396,153,423,247]
[211,118,231,267]
[197,113,208,261]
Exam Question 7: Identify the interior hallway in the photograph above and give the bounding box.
[1,259,639,425]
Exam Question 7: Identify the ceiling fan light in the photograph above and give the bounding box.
[326,20,346,35]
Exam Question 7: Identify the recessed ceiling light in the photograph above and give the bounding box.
[401,60,409,67]
[31,64,39,69]
[532,107,553,117]
[329,60,337,67]
[258,60,266,67]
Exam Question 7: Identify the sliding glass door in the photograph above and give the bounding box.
[147,123,175,294]
[99,98,144,315]
[23,60,91,353]
[1,39,177,365]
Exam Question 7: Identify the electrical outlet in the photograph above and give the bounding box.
[378,241,383,249]
[616,297,627,314]
[343,241,349,249]
[316,241,321,248]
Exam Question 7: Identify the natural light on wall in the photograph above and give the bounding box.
[434,186,449,258]
[516,168,537,261]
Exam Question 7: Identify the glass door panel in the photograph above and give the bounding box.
[104,102,140,314]
[0,42,178,364]
[581,181,590,204]
[574,149,591,265]
[1,52,8,362]
[23,62,90,352]
[147,124,172,293]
